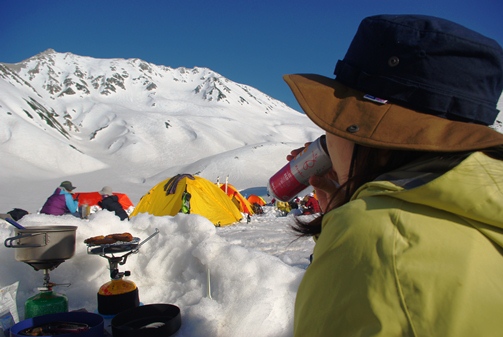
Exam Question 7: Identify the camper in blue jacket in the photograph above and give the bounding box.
[40,181,80,216]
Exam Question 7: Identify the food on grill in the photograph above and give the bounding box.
[84,235,105,244]
[107,232,133,242]
[84,233,133,245]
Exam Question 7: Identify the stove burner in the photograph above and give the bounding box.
[37,268,71,291]
[86,229,159,280]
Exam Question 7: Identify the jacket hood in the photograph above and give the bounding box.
[354,151,503,248]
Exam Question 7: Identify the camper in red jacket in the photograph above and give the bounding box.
[302,193,321,215]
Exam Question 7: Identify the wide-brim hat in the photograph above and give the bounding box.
[285,15,503,152]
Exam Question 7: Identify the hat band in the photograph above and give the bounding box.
[334,60,498,125]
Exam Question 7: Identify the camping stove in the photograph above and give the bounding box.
[24,268,71,319]
[4,225,78,319]
[86,229,159,315]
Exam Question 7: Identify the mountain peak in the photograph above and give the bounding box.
[41,48,57,55]
[3,50,287,109]
[0,50,317,184]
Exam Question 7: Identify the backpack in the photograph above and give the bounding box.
[7,208,29,221]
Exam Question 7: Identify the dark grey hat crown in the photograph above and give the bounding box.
[60,181,76,191]
[334,14,503,125]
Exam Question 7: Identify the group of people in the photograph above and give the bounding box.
[274,193,322,217]
[294,193,321,215]
[40,181,129,221]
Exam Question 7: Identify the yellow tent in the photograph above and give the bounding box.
[131,174,243,226]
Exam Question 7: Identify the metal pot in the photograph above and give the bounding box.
[4,226,77,270]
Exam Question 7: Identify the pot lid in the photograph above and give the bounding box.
[111,304,181,337]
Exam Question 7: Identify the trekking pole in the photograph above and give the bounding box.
[206,267,213,300]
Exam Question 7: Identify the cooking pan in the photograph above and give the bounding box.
[111,304,181,337]
[9,311,104,337]
[4,226,77,270]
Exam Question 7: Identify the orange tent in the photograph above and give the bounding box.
[247,194,266,206]
[218,183,254,215]
[75,192,134,211]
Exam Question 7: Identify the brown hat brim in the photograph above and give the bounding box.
[284,74,503,152]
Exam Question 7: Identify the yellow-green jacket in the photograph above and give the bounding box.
[294,152,503,337]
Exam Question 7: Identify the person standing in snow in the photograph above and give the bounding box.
[284,14,503,336]
[98,186,129,221]
[40,181,80,217]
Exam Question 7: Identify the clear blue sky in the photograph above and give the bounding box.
[1,0,502,111]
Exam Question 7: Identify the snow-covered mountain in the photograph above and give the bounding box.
[0,49,320,211]
[3,49,502,213]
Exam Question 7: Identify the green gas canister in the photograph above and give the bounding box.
[24,290,68,319]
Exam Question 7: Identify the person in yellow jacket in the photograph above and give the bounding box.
[283,14,503,337]
[276,200,291,216]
